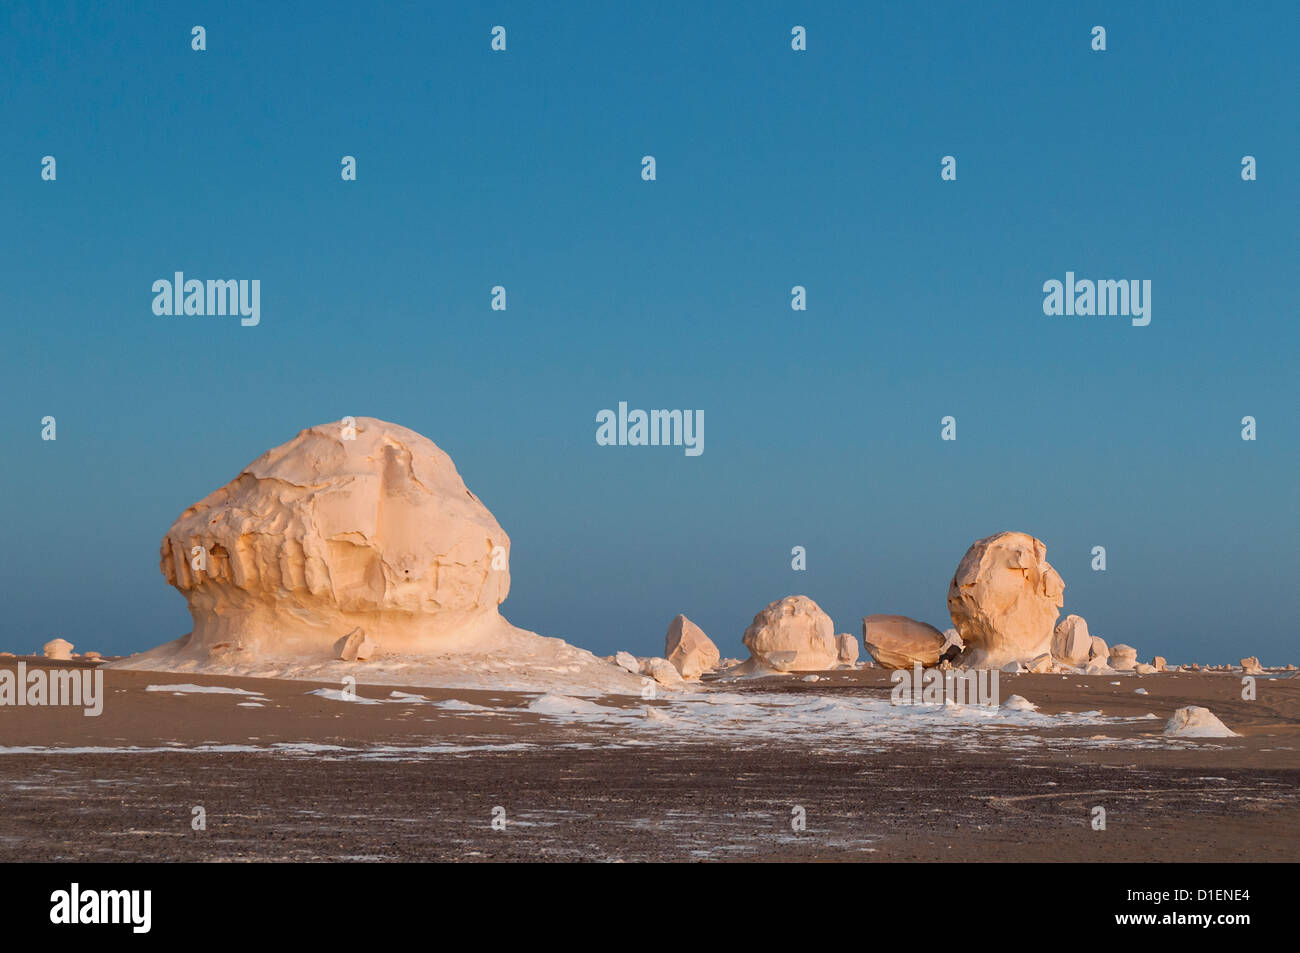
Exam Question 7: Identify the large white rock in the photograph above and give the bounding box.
[664,614,720,679]
[43,638,74,660]
[1240,656,1264,675]
[1089,636,1110,662]
[947,532,1064,669]
[149,418,513,657]
[741,595,838,672]
[108,418,641,695]
[613,651,641,675]
[862,615,946,670]
[1052,615,1092,665]
[1163,706,1239,738]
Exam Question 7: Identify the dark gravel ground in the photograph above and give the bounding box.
[2,743,1296,862]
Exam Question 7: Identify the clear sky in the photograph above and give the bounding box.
[2,1,1296,664]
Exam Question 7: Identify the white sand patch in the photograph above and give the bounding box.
[1002,695,1038,711]
[145,684,264,696]
[506,690,1126,750]
[307,688,382,705]
[114,642,645,697]
[527,693,624,717]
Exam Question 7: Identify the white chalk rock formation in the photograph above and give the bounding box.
[1163,706,1239,738]
[1109,644,1138,671]
[664,614,720,679]
[643,657,686,689]
[109,418,641,694]
[1152,655,1167,672]
[338,627,379,662]
[1052,615,1092,665]
[1240,656,1264,675]
[614,651,641,675]
[1134,663,1157,675]
[947,532,1064,668]
[43,638,73,660]
[1089,636,1110,662]
[862,615,946,670]
[836,633,860,667]
[741,595,838,672]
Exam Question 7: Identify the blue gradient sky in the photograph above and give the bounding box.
[2,2,1296,663]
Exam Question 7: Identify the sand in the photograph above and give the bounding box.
[1,659,1296,862]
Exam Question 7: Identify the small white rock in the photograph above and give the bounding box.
[1163,706,1239,738]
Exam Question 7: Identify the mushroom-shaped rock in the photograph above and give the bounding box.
[1052,615,1092,665]
[1164,706,1239,738]
[150,418,512,658]
[742,596,837,672]
[664,615,720,679]
[109,418,643,695]
[947,532,1064,669]
[836,633,860,666]
[43,638,74,660]
[1240,656,1264,675]
[862,615,946,670]
[1108,644,1138,671]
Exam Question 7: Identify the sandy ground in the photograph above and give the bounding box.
[1,659,1296,862]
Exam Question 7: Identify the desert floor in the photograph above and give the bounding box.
[1,660,1296,862]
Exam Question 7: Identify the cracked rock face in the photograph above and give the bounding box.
[947,531,1065,669]
[157,418,512,659]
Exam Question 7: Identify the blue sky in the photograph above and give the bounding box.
[2,1,1296,663]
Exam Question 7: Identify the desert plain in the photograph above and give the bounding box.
[2,657,1296,863]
